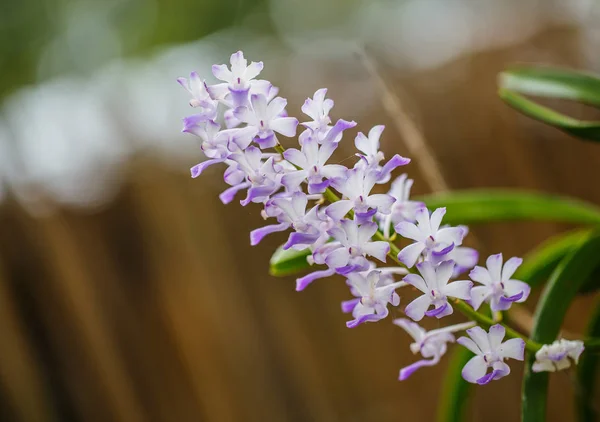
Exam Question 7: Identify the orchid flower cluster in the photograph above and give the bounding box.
[177,51,584,385]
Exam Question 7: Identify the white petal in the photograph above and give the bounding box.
[283,148,308,169]
[436,260,455,287]
[461,356,488,383]
[429,207,446,232]
[395,221,422,241]
[532,360,556,373]
[414,207,431,231]
[325,248,350,269]
[443,280,472,300]
[267,97,288,119]
[502,257,523,281]
[498,338,525,361]
[244,61,264,81]
[404,294,433,322]
[469,285,491,311]
[397,243,425,268]
[281,170,308,192]
[230,51,247,74]
[320,164,347,180]
[367,194,395,215]
[325,200,354,221]
[393,318,426,342]
[469,266,492,286]
[357,222,379,244]
[488,324,506,350]
[486,253,504,281]
[403,274,428,294]
[354,132,371,155]
[436,227,465,245]
[271,117,298,137]
[363,242,390,262]
[416,261,437,287]
[503,280,531,303]
[457,337,482,355]
[317,140,338,164]
[212,64,232,83]
[466,326,491,351]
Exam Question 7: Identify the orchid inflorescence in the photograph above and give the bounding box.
[177,51,583,385]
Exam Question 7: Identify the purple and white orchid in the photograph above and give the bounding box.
[395,319,475,380]
[532,339,584,373]
[177,51,549,391]
[395,207,466,268]
[342,270,406,328]
[457,324,525,384]
[467,253,531,312]
[403,260,472,321]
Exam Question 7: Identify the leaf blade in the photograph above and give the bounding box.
[269,246,311,277]
[498,88,600,142]
[576,298,600,422]
[417,190,600,226]
[500,67,600,106]
[436,347,473,422]
[522,229,600,422]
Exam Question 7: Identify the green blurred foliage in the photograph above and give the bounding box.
[0,0,266,99]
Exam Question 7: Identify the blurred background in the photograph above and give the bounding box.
[1,0,600,421]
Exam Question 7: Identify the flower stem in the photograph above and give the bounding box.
[453,300,541,353]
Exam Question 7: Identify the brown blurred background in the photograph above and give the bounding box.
[1,1,600,421]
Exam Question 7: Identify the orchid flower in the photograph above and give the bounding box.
[209,51,265,107]
[282,137,347,194]
[395,207,466,268]
[342,270,406,328]
[327,167,396,223]
[228,146,283,205]
[403,260,472,321]
[325,219,390,275]
[457,324,525,385]
[467,253,531,312]
[379,173,425,238]
[532,339,584,372]
[233,94,299,149]
[395,319,476,380]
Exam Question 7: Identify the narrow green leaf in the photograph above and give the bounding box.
[437,347,473,422]
[515,230,591,288]
[269,246,311,277]
[500,67,600,106]
[417,190,600,226]
[498,67,600,141]
[576,298,600,422]
[522,229,600,422]
[498,88,600,142]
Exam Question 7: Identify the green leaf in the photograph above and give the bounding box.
[515,230,591,288]
[417,190,600,226]
[576,298,600,422]
[500,67,600,106]
[514,229,600,293]
[437,347,473,422]
[498,67,600,142]
[269,246,311,277]
[498,89,600,142]
[522,229,600,422]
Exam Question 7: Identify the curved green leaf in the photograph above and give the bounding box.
[522,229,600,422]
[498,88,600,142]
[498,67,600,141]
[418,190,600,226]
[576,298,600,422]
[269,246,311,277]
[515,230,591,288]
[500,67,600,106]
[437,347,473,422]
